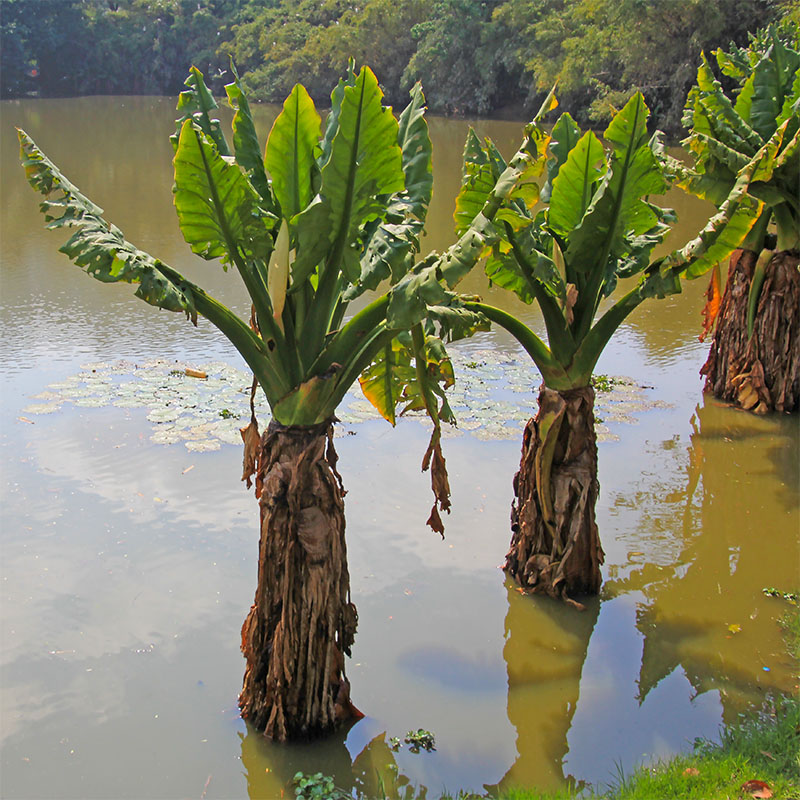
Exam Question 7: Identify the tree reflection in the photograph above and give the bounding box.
[240,724,430,799]
[495,583,599,794]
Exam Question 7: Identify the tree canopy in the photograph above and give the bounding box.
[2,0,793,133]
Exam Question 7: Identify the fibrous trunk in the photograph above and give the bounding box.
[505,384,603,607]
[239,419,361,741]
[701,249,800,413]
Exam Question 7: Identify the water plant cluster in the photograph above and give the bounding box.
[21,355,667,449]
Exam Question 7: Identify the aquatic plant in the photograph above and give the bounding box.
[680,25,800,413]
[17,64,515,740]
[452,91,770,604]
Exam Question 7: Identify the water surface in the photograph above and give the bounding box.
[1,96,797,799]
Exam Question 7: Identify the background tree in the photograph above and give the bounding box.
[492,0,779,132]
[0,0,90,97]
[452,93,771,604]
[681,27,800,413]
[402,0,514,116]
[2,0,789,135]
[18,64,525,739]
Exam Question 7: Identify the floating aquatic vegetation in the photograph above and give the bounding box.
[22,351,670,449]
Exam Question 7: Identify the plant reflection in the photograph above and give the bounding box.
[240,724,431,799]
[495,583,599,794]
[604,397,799,723]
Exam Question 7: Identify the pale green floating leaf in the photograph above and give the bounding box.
[185,439,221,452]
[47,380,81,390]
[73,396,111,408]
[22,402,63,414]
[147,407,182,423]
[458,419,482,431]
[112,398,151,408]
[150,429,182,445]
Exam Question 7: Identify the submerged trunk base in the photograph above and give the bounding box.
[505,385,603,608]
[239,419,362,741]
[701,249,800,414]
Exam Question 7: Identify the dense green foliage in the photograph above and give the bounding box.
[454,92,766,390]
[3,0,794,132]
[682,26,799,247]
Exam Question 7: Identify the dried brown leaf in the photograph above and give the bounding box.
[422,432,451,537]
[240,418,261,490]
[564,283,579,326]
[699,263,722,342]
[741,779,773,798]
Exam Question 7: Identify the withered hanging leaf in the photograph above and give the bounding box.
[564,283,579,326]
[699,262,722,342]
[422,432,451,538]
[240,417,261,490]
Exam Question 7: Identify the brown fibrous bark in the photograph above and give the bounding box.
[505,385,604,607]
[238,418,362,741]
[701,249,800,414]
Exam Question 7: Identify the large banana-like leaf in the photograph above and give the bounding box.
[660,141,768,280]
[693,55,763,152]
[19,129,198,321]
[396,83,434,222]
[320,66,405,283]
[265,84,322,223]
[346,83,434,298]
[225,65,276,213]
[540,112,581,203]
[749,34,800,140]
[173,119,275,266]
[454,130,503,236]
[565,94,666,277]
[388,119,552,330]
[547,130,606,238]
[358,338,416,424]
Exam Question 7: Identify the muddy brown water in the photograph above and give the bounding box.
[1,97,797,799]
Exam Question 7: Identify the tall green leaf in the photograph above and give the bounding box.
[547,130,606,237]
[172,66,230,156]
[173,119,275,266]
[540,112,581,203]
[565,94,665,281]
[749,35,800,139]
[265,84,322,222]
[225,65,275,212]
[346,83,434,298]
[320,66,405,283]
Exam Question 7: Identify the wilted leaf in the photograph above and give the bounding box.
[240,417,261,491]
[422,433,451,538]
[699,263,722,342]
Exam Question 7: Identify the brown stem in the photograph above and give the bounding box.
[505,385,604,606]
[239,419,362,740]
[701,249,800,414]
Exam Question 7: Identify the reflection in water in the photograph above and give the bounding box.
[238,583,599,799]
[498,585,599,794]
[241,725,428,800]
[605,397,799,724]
